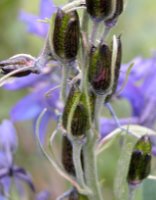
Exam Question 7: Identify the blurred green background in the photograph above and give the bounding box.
[0,0,156,199]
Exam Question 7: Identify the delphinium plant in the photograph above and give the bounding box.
[0,0,156,200]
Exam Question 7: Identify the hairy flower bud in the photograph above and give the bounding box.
[105,0,124,27]
[86,0,114,22]
[62,84,95,137]
[62,136,76,176]
[88,44,112,95]
[88,36,122,97]
[127,135,152,186]
[52,9,80,61]
[105,36,122,101]
[0,54,36,77]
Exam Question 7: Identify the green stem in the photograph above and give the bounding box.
[83,131,103,200]
[94,95,105,131]
[60,64,70,102]
[128,186,137,200]
[62,0,85,12]
[72,140,87,188]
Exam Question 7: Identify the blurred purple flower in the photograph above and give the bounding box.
[0,119,35,195]
[0,120,18,154]
[36,190,50,200]
[20,0,56,37]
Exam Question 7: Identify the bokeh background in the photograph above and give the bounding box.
[0,0,156,199]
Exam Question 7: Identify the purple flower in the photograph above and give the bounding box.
[20,0,56,37]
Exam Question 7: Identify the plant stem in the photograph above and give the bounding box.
[83,131,103,200]
[60,64,69,102]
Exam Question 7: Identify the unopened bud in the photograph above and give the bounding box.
[62,84,95,137]
[127,135,152,186]
[88,44,112,95]
[105,36,122,101]
[86,0,114,22]
[105,0,124,27]
[0,54,36,77]
[52,9,80,61]
[62,136,76,176]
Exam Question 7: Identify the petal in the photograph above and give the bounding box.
[15,168,35,192]
[3,74,48,90]
[0,120,18,153]
[40,0,56,18]
[19,11,48,37]
[10,92,42,121]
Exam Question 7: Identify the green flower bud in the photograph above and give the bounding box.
[52,9,80,61]
[127,135,152,186]
[105,0,124,27]
[88,36,122,97]
[62,136,76,176]
[86,0,113,22]
[88,44,112,95]
[105,36,122,101]
[62,84,96,137]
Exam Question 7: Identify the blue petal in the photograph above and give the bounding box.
[40,0,56,18]
[4,74,49,90]
[10,92,42,121]
[19,11,48,37]
[0,120,18,153]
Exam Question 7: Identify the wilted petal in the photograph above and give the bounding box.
[20,11,48,37]
[36,190,51,200]
[0,120,18,153]
[15,167,35,192]
[40,0,56,18]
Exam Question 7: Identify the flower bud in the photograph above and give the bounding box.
[88,44,112,95]
[52,9,80,61]
[105,0,124,27]
[127,135,152,186]
[105,36,122,101]
[86,0,114,22]
[62,136,76,176]
[62,84,95,137]
[0,54,35,77]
